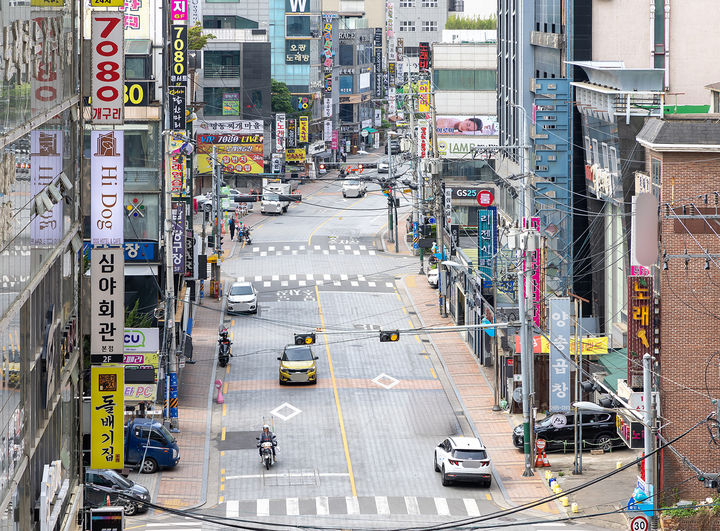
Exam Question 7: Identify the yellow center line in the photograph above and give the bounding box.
[307,194,368,246]
[221,427,226,441]
[219,496,224,503]
[225,365,230,375]
[415,335,421,343]
[222,404,227,416]
[430,367,437,379]
[315,285,357,497]
[486,493,492,501]
[223,382,228,394]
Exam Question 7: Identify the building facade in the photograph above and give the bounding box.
[0,2,83,528]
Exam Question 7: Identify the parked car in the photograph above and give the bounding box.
[125,418,180,473]
[227,280,258,314]
[377,159,389,174]
[434,436,492,487]
[85,468,150,516]
[195,189,241,212]
[426,269,439,288]
[512,412,622,453]
[278,344,318,384]
[342,180,367,198]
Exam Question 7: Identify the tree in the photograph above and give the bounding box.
[445,14,497,30]
[188,22,216,50]
[271,79,294,114]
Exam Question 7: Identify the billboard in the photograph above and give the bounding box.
[196,145,264,175]
[322,15,333,92]
[30,131,63,246]
[275,113,286,152]
[90,131,124,245]
[167,134,188,197]
[627,276,653,389]
[91,13,124,124]
[286,40,310,64]
[323,97,332,118]
[324,120,332,142]
[437,137,498,159]
[436,115,499,136]
[169,86,186,130]
[548,297,572,412]
[419,42,431,70]
[195,120,263,134]
[91,248,125,361]
[477,207,496,286]
[90,366,124,469]
[124,328,160,353]
[298,116,308,143]
[285,148,306,163]
[170,25,188,84]
[170,0,187,20]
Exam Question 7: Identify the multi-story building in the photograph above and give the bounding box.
[0,2,84,528]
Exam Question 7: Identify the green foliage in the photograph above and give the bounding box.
[125,299,154,328]
[445,14,498,30]
[271,79,294,114]
[188,22,216,50]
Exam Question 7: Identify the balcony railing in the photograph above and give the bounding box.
[204,65,241,79]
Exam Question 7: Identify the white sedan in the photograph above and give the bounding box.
[434,436,492,487]
[342,180,367,198]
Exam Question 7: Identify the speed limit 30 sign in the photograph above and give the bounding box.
[630,514,649,531]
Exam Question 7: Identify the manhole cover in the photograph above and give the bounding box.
[217,431,257,451]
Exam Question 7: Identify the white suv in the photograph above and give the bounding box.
[434,436,492,487]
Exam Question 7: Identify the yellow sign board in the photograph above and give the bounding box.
[89,0,124,6]
[90,366,124,469]
[418,80,430,113]
[285,148,306,163]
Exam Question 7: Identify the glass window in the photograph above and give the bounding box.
[601,143,609,170]
[591,138,599,166]
[422,0,438,6]
[283,346,313,361]
[339,75,353,94]
[125,57,148,79]
[609,146,618,175]
[339,44,354,66]
[584,136,592,164]
[453,449,487,460]
[400,0,414,6]
[286,15,310,36]
[422,21,438,32]
[400,21,415,32]
[204,87,243,116]
[433,70,496,91]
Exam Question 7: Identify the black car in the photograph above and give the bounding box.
[512,412,622,453]
[85,469,151,516]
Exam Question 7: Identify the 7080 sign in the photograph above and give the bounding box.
[91,12,124,124]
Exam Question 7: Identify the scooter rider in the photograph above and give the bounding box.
[258,424,277,462]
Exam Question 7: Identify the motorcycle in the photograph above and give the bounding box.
[241,228,252,245]
[218,328,232,367]
[258,441,274,470]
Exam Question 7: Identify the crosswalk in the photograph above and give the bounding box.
[244,242,379,256]
[237,273,395,292]
[222,495,483,518]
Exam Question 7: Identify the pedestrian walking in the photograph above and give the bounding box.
[229,217,236,241]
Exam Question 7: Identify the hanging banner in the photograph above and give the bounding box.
[169,86,186,130]
[419,42,431,70]
[91,248,125,362]
[171,202,185,274]
[170,0,188,21]
[385,1,394,38]
[627,276,653,389]
[91,12,124,124]
[418,79,430,113]
[287,119,296,148]
[275,113,286,152]
[167,134,188,197]
[30,131,63,247]
[298,116,308,143]
[331,130,339,150]
[91,131,124,246]
[189,0,202,26]
[549,297,572,412]
[417,119,429,159]
[90,366,124,469]
[477,207,496,286]
[324,120,332,142]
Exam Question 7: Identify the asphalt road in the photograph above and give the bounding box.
[135,170,613,530]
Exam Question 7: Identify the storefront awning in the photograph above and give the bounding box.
[362,127,378,133]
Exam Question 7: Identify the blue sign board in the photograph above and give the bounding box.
[477,207,496,287]
[549,297,572,412]
[83,241,158,262]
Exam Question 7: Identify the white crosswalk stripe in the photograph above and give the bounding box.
[346,496,360,515]
[435,497,450,516]
[286,497,299,515]
[226,500,239,517]
[316,496,329,515]
[464,497,480,516]
[246,242,378,256]
[257,498,269,516]
[375,496,390,515]
[405,496,420,515]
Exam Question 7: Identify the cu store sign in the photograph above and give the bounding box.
[91,13,124,124]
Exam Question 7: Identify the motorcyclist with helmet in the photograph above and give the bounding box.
[258,424,277,462]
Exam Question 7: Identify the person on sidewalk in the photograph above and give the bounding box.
[258,425,277,462]
[229,217,236,241]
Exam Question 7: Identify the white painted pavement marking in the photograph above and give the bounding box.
[333,281,341,286]
[351,281,359,287]
[375,496,390,515]
[316,280,324,285]
[263,281,271,287]
[435,497,450,516]
[289,274,297,280]
[340,274,348,280]
[252,247,260,252]
[346,496,360,515]
[270,402,302,421]
[353,250,361,255]
[372,373,400,390]
[299,280,307,287]
[236,276,245,282]
[299,245,306,250]
[260,251,267,257]
[314,245,321,250]
[225,472,349,480]
[268,246,275,252]
[405,496,420,515]
[254,275,262,282]
[272,274,280,281]
[292,250,298,255]
[385,282,394,287]
[305,273,313,280]
[257,498,270,516]
[286,498,299,516]
[464,498,480,517]
[338,250,345,254]
[316,496,330,515]
[369,250,376,255]
[226,500,239,517]
[281,280,288,287]
[146,524,203,527]
[323,274,331,280]
[344,245,351,250]
[275,251,282,256]
[357,275,365,281]
[283,245,290,250]
[329,245,336,250]
[359,245,367,250]
[368,281,376,287]
[323,250,329,255]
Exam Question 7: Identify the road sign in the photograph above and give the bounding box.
[630,514,649,531]
[535,438,546,450]
[361,130,368,138]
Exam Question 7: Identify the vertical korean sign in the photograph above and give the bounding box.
[91,131,124,245]
[91,13,124,125]
[90,366,124,469]
[322,15,333,93]
[275,113,286,152]
[477,207,496,287]
[418,79,430,113]
[170,0,188,21]
[374,28,383,98]
[287,119,296,148]
[419,42,431,70]
[298,116,308,143]
[549,298,572,412]
[91,248,125,361]
[524,217,542,326]
[324,120,332,142]
[627,276,653,389]
[171,202,186,273]
[167,135,188,196]
[417,119,429,159]
[331,130,339,150]
[30,131,63,246]
[169,24,188,130]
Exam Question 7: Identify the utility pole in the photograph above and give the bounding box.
[518,233,534,477]
[163,133,176,431]
[644,353,657,529]
[387,141,394,245]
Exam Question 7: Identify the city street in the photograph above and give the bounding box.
[131,171,614,530]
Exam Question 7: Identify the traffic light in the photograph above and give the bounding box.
[698,473,720,491]
[319,163,325,171]
[294,333,316,345]
[379,330,400,342]
[207,234,223,247]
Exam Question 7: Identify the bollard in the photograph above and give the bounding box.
[214,379,224,404]
[199,280,205,299]
[616,460,623,469]
[560,496,569,507]
[544,470,553,480]
[553,486,562,494]
[571,502,579,513]
[548,477,557,488]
